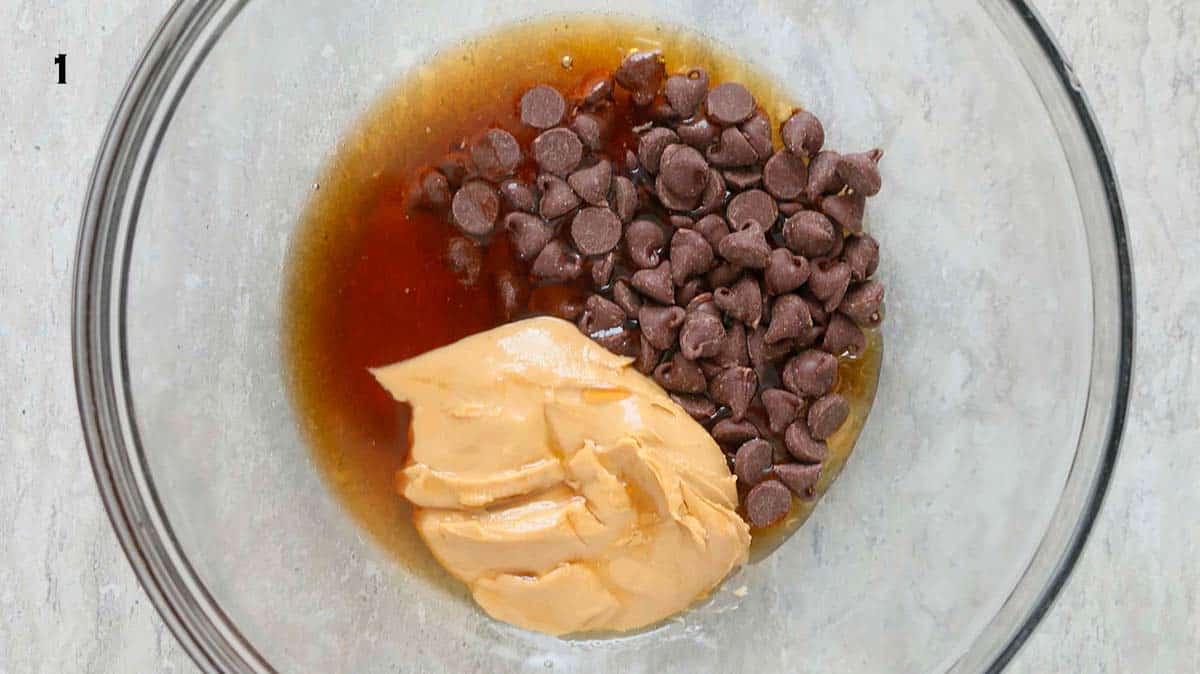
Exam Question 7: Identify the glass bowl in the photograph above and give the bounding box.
[73,0,1133,672]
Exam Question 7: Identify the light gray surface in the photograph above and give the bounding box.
[0,1,1194,672]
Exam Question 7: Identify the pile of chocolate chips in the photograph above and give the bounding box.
[412,50,885,529]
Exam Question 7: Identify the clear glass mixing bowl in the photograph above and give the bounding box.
[74,1,1133,671]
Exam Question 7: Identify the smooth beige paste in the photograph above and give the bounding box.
[371,317,750,635]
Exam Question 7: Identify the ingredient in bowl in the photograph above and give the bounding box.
[371,317,750,635]
[285,20,883,573]
[411,48,886,529]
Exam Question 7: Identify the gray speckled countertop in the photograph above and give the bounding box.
[1,1,1196,671]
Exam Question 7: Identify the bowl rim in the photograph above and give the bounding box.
[72,1,1134,672]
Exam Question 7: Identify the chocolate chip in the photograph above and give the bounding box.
[611,278,641,318]
[764,293,813,343]
[796,325,826,349]
[764,248,810,295]
[412,167,451,209]
[806,151,845,199]
[499,178,536,212]
[695,169,727,216]
[834,235,857,272]
[763,150,808,201]
[709,366,756,421]
[625,149,640,172]
[668,214,693,229]
[655,172,702,212]
[530,240,583,283]
[714,276,763,327]
[654,352,707,394]
[610,176,638,224]
[836,151,882,196]
[700,241,744,278]
[586,254,613,290]
[717,227,772,269]
[762,388,803,434]
[702,362,732,388]
[451,180,500,236]
[801,290,829,327]
[739,110,773,160]
[615,50,665,106]
[657,141,685,169]
[626,219,666,269]
[578,294,625,336]
[650,99,680,123]
[820,192,865,233]
[520,85,567,129]
[705,262,740,289]
[706,82,756,125]
[634,335,662,375]
[808,260,852,312]
[784,421,828,463]
[494,270,528,320]
[771,442,796,465]
[468,128,521,182]
[536,173,582,219]
[567,160,612,207]
[734,439,773,486]
[685,290,721,317]
[843,233,880,281]
[670,392,718,422]
[436,152,472,190]
[808,393,849,440]
[712,418,760,446]
[774,463,822,498]
[778,201,804,217]
[782,210,837,257]
[675,278,708,307]
[822,313,866,357]
[676,116,720,149]
[446,236,483,285]
[577,70,615,107]
[630,261,674,304]
[659,144,710,200]
[690,214,731,249]
[638,304,686,349]
[570,112,606,151]
[726,189,779,231]
[706,126,758,167]
[670,228,714,284]
[747,324,792,371]
[665,68,709,117]
[595,327,640,357]
[709,321,750,368]
[746,480,792,528]
[504,211,555,261]
[679,311,725,360]
[637,127,680,175]
[782,350,837,397]
[686,274,710,303]
[723,166,762,190]
[840,281,884,325]
[780,110,824,156]
[533,127,584,176]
